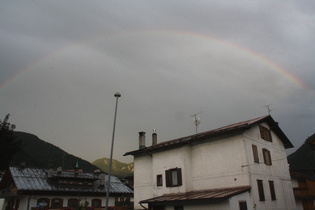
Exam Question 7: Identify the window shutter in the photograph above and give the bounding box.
[257,180,265,201]
[269,181,276,200]
[165,170,171,187]
[263,149,272,165]
[177,168,182,186]
[252,145,259,163]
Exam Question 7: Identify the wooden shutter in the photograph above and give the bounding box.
[257,180,265,201]
[269,181,276,200]
[259,125,272,142]
[165,170,171,187]
[177,168,182,186]
[263,149,272,165]
[252,145,259,163]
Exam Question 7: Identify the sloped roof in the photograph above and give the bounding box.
[1,166,133,195]
[140,186,251,204]
[125,115,293,156]
[305,133,315,144]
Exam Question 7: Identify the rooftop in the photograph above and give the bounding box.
[125,115,293,156]
[0,166,133,196]
[140,186,251,204]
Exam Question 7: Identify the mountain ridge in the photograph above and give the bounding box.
[10,131,133,177]
[92,157,133,177]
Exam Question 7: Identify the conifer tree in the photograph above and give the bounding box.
[0,114,20,170]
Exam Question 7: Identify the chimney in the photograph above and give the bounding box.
[57,166,62,175]
[139,131,146,149]
[47,168,53,178]
[100,174,106,186]
[152,129,157,146]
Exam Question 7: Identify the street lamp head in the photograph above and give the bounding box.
[114,92,121,98]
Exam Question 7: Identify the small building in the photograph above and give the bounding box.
[125,115,296,210]
[0,166,133,209]
[291,169,315,210]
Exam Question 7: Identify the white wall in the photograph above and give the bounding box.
[243,124,296,210]
[134,154,153,210]
[191,134,251,190]
[0,199,4,210]
[5,195,118,209]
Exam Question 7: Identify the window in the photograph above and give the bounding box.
[252,144,259,163]
[269,181,276,200]
[239,201,248,210]
[68,198,79,207]
[37,198,50,207]
[166,168,182,187]
[92,199,102,207]
[157,174,163,186]
[51,198,63,207]
[174,206,184,210]
[259,125,272,142]
[262,148,272,165]
[257,180,265,201]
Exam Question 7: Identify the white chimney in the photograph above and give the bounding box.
[152,129,157,146]
[139,131,146,149]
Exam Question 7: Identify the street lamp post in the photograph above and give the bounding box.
[105,92,121,210]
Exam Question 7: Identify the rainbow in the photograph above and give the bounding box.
[0,30,310,94]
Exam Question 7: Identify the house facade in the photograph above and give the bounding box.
[125,115,296,210]
[0,166,133,210]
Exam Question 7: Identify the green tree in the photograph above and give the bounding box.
[0,114,20,170]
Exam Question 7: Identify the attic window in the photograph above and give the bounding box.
[259,125,272,142]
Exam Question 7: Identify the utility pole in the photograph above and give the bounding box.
[105,92,121,210]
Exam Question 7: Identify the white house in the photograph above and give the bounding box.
[125,115,296,210]
[0,166,133,209]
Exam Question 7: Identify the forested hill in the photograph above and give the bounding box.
[92,158,134,178]
[287,133,315,170]
[11,131,99,172]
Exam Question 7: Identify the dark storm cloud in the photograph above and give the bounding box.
[0,0,314,162]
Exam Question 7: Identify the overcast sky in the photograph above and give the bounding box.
[1,0,314,164]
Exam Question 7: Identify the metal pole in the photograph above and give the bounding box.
[105,92,121,210]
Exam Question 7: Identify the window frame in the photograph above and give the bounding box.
[239,201,248,210]
[37,198,50,207]
[257,180,265,201]
[68,198,79,208]
[157,174,163,186]
[165,168,182,187]
[92,198,102,207]
[51,198,63,208]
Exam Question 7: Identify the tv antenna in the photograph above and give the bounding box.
[191,112,202,133]
[264,104,272,115]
